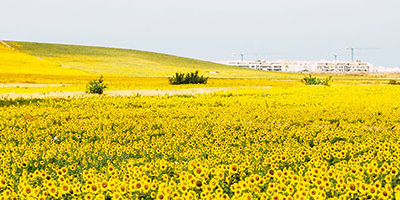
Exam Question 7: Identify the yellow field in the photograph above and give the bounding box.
[0,72,392,95]
[1,85,400,199]
[0,75,304,94]
[1,41,398,96]
[1,40,400,199]
[0,43,88,76]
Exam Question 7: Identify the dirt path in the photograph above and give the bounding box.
[0,40,52,61]
[0,40,13,49]
[0,86,271,99]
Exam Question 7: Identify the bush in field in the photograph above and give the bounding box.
[169,71,208,84]
[87,75,107,94]
[389,80,400,85]
[303,74,332,86]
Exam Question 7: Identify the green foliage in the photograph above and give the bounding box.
[169,71,208,85]
[303,74,332,86]
[87,75,107,94]
[388,80,400,85]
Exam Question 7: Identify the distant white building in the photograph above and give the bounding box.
[218,60,375,73]
[374,66,400,73]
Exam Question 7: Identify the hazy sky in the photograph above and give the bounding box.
[1,0,399,67]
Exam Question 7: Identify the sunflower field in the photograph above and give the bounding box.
[1,85,400,200]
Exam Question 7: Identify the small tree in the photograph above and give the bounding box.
[87,75,107,94]
[389,80,400,85]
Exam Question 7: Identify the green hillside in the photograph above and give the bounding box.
[6,41,294,78]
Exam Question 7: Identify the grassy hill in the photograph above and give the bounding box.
[4,41,293,79]
[0,41,397,94]
[0,42,89,76]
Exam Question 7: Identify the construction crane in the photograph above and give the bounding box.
[346,48,378,62]
[333,54,338,61]
[232,51,279,61]
[231,52,245,61]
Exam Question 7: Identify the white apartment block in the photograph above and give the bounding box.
[219,60,375,73]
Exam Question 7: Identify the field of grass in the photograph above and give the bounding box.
[0,41,308,94]
[5,41,300,79]
[0,42,89,76]
[1,41,399,96]
[0,75,304,94]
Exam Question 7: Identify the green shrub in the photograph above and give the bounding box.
[303,74,332,86]
[169,71,208,85]
[87,75,107,94]
[389,80,400,85]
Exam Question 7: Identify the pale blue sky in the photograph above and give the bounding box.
[1,0,399,67]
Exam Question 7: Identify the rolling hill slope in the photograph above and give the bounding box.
[5,41,290,78]
[0,41,89,76]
